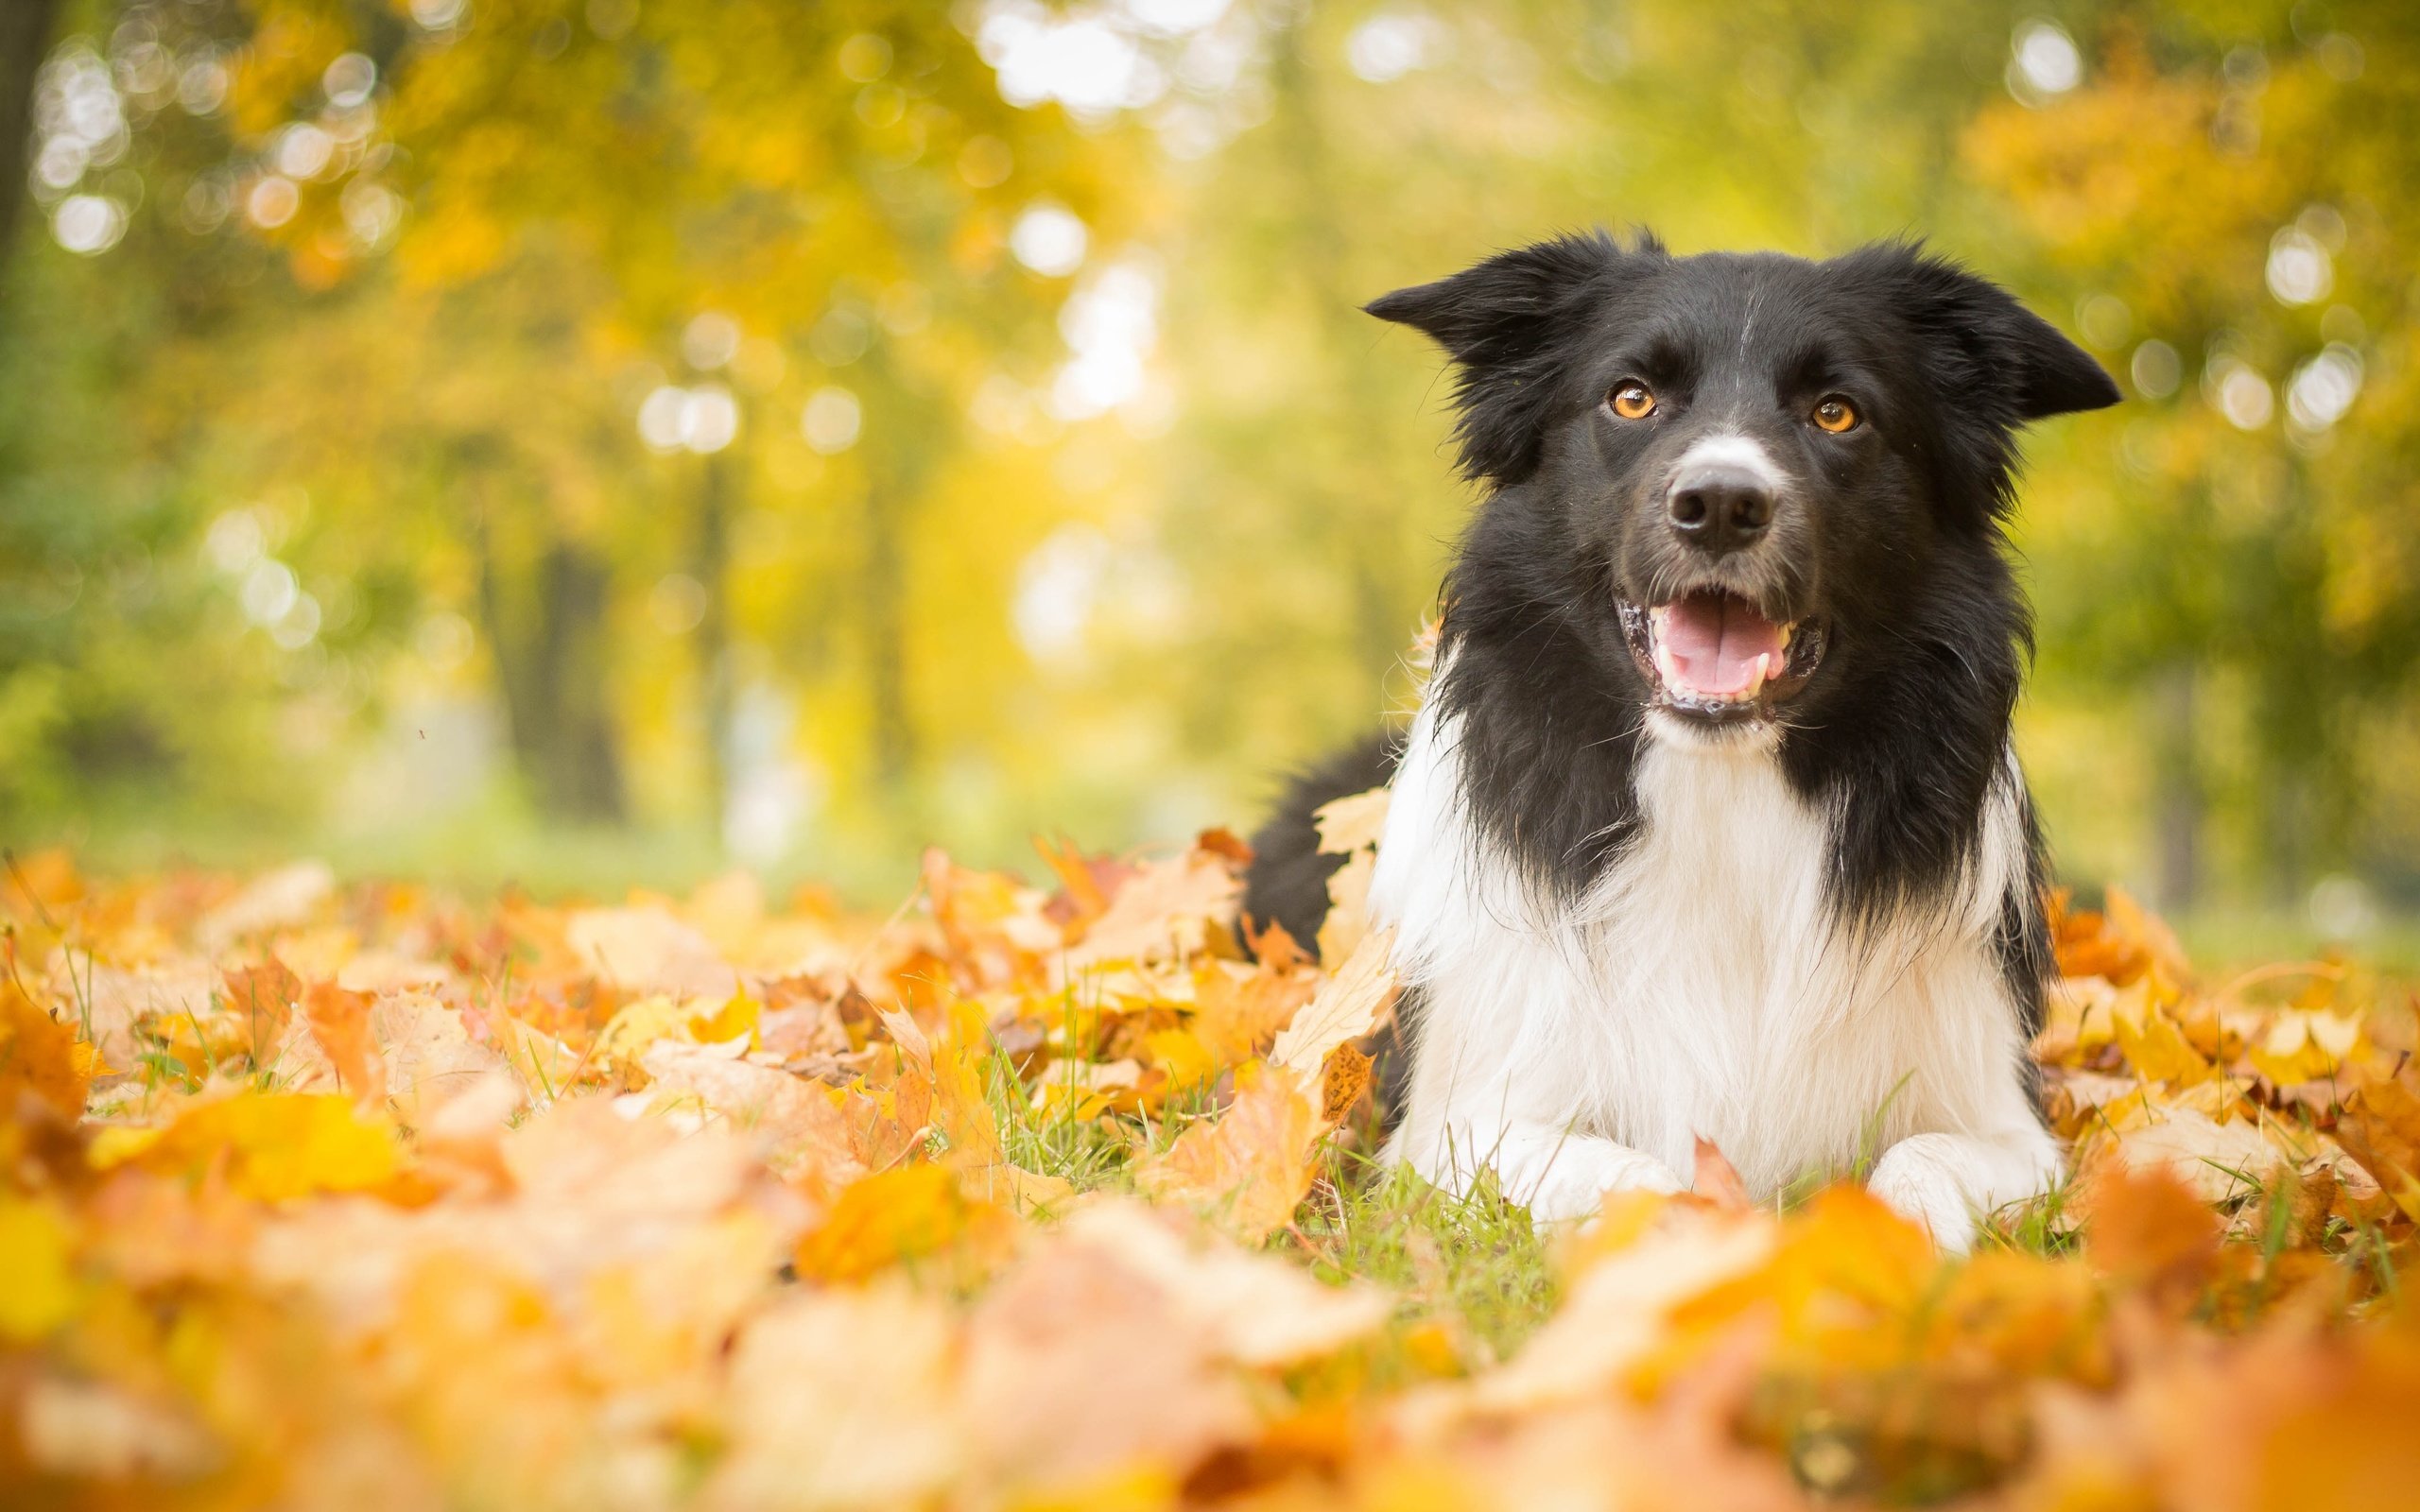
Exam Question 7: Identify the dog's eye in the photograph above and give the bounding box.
[1811,396,1859,434]
[1608,382,1656,420]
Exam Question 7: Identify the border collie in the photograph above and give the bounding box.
[1243,232,2118,1249]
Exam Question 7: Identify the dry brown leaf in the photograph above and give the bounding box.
[196,861,335,951]
[1054,1200,1390,1366]
[959,1214,1253,1492]
[640,1038,864,1188]
[1060,844,1241,971]
[1,978,95,1120]
[2106,1110,2282,1205]
[372,989,511,1126]
[706,1285,963,1511]
[1312,786,1391,855]
[1317,846,1378,962]
[2337,1062,2420,1222]
[1268,925,1398,1078]
[2079,1159,2222,1297]
[1469,1205,1775,1414]
[565,906,742,1000]
[1137,1063,1321,1242]
[1691,1137,1754,1211]
[304,980,383,1105]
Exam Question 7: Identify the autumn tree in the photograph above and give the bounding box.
[1969,2,2418,905]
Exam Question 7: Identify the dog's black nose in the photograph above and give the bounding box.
[1667,466,1772,554]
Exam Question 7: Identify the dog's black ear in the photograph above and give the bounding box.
[1368,230,1646,484]
[1856,242,2121,421]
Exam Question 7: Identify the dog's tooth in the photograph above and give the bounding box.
[1744,653,1771,697]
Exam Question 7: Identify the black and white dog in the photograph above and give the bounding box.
[1243,232,2118,1249]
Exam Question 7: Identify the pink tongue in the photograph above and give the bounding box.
[1662,594,1786,696]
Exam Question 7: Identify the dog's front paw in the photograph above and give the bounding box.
[1502,1135,1684,1225]
[1868,1135,1986,1253]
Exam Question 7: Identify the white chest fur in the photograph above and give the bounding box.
[1369,695,2059,1241]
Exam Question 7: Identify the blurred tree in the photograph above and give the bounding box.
[0,0,63,253]
[18,0,1131,848]
[4,0,2414,920]
[1969,1,2420,904]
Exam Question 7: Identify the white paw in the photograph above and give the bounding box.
[1867,1135,1984,1254]
[1502,1134,1684,1225]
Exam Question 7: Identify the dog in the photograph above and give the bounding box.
[1242,232,2118,1250]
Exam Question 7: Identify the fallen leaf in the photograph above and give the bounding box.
[1692,1137,1753,1211]
[1312,786,1391,855]
[1,977,93,1119]
[304,980,383,1104]
[1055,1200,1391,1366]
[1062,845,1242,971]
[1137,1062,1321,1243]
[1269,925,1398,1078]
[640,1038,864,1188]
[706,1285,964,1511]
[2106,1110,2281,1206]
[794,1164,1015,1285]
[2079,1159,2222,1297]
[1317,847,1377,962]
[960,1213,1253,1492]
[566,906,741,1000]
[95,1091,401,1201]
[0,1194,78,1341]
[196,861,335,951]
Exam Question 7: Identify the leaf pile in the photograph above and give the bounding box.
[3,841,2417,1510]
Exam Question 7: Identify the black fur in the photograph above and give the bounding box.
[1247,232,2116,1079]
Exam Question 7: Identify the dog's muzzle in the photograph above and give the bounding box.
[1618,592,1826,723]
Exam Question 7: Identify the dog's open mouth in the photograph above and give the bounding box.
[1618,591,1825,721]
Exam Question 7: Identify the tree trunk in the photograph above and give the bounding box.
[472,494,628,825]
[695,447,735,842]
[857,353,931,810]
[863,456,914,798]
[0,0,60,260]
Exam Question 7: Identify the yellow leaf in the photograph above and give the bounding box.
[0,1196,76,1341]
[1316,847,1378,968]
[593,994,698,1072]
[1143,1027,1218,1091]
[303,979,382,1104]
[1312,786,1391,855]
[0,978,91,1118]
[1269,926,1398,1080]
[1137,1062,1321,1243]
[794,1164,1015,1285]
[98,1092,402,1201]
[689,992,761,1048]
[2248,1009,2363,1087]
[2111,981,2215,1086]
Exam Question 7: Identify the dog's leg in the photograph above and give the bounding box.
[1867,1119,2061,1254]
[1490,1124,1685,1223]
[1403,1115,1683,1224]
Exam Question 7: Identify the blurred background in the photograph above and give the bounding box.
[1,0,2413,954]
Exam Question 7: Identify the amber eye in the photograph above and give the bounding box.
[1812,395,1859,433]
[1609,382,1656,420]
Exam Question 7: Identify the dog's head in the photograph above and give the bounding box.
[1371,232,2118,735]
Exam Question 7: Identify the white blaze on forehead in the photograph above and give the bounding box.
[1669,432,1783,487]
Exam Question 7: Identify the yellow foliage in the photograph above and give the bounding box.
[795,1164,1016,1287]
[0,1195,77,1341]
[0,977,92,1119]
[1136,1062,1321,1244]
[92,1092,402,1202]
